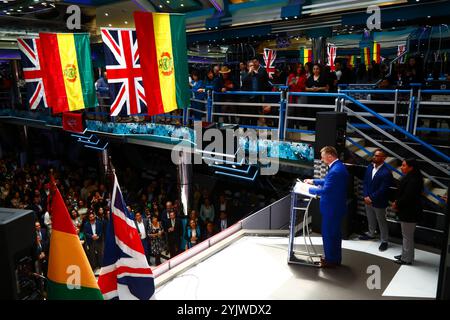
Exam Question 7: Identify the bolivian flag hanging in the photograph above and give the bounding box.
[362,47,371,70]
[134,12,190,116]
[47,177,103,300]
[299,48,313,65]
[39,33,97,114]
[372,41,381,64]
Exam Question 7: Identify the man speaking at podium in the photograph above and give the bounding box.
[305,146,349,268]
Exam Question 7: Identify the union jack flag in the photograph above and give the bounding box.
[97,174,154,300]
[100,28,147,116]
[17,37,48,110]
[263,48,277,79]
[327,44,337,71]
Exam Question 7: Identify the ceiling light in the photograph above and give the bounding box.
[108,24,112,27]
[159,4,162,8]
[29,6,33,8]
[6,12,10,15]
[181,3,184,6]
[124,21,128,24]
[166,0,170,3]
[294,16,298,19]
[105,13,109,16]
[2,0,8,3]
[427,16,431,18]
[17,9,22,12]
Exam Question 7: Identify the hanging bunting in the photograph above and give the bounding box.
[263,48,277,79]
[327,44,337,71]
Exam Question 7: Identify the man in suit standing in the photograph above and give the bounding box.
[359,149,393,251]
[83,212,104,271]
[305,146,349,268]
[164,211,182,258]
[134,211,150,262]
[216,211,231,233]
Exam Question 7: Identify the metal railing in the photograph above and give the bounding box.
[413,89,450,135]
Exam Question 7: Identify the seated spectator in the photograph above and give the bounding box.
[71,209,82,229]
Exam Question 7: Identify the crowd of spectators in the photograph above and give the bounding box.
[0,155,272,282]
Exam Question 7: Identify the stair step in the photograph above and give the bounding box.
[299,133,315,143]
[426,187,447,206]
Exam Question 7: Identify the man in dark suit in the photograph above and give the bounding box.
[360,149,393,251]
[134,211,150,262]
[242,57,271,93]
[164,211,182,258]
[216,211,231,233]
[83,212,104,271]
[34,221,49,277]
[305,146,349,268]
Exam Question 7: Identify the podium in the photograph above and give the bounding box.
[287,181,322,267]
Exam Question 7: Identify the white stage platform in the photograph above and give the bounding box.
[154,235,440,300]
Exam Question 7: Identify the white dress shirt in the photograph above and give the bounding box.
[90,222,96,235]
[372,163,384,179]
[137,221,146,239]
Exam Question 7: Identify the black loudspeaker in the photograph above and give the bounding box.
[0,208,36,300]
[314,112,347,159]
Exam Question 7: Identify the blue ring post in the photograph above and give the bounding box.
[278,89,287,140]
[409,96,416,133]
[206,88,213,123]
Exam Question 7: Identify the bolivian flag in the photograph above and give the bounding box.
[362,47,371,70]
[47,180,103,300]
[134,12,190,116]
[372,41,381,64]
[39,33,97,114]
[299,48,313,65]
[347,55,356,68]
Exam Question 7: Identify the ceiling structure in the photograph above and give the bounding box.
[0,0,449,52]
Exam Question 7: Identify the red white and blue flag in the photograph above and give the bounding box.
[97,174,154,300]
[17,37,48,110]
[327,44,337,71]
[263,48,276,79]
[100,28,147,116]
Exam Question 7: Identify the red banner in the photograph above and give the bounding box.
[62,112,84,133]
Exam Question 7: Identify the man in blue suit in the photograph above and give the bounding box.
[359,149,393,251]
[305,146,349,268]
